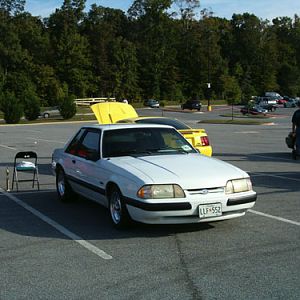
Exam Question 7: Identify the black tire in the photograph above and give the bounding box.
[43,113,49,118]
[108,185,131,229]
[56,167,75,202]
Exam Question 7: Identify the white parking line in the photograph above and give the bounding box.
[249,209,300,226]
[0,144,17,150]
[0,188,112,260]
[234,131,259,134]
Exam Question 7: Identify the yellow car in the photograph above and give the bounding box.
[91,102,212,156]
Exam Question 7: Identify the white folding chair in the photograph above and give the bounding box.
[11,151,40,191]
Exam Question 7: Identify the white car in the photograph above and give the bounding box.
[52,124,256,228]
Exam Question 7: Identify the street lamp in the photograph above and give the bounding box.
[207,82,211,111]
[207,30,212,112]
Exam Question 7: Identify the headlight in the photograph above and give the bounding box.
[137,184,185,199]
[225,178,252,194]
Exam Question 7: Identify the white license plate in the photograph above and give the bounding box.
[199,203,222,218]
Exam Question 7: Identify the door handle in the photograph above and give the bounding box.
[72,159,76,164]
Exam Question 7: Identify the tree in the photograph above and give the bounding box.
[221,74,241,120]
[82,5,129,97]
[110,37,140,100]
[59,93,77,119]
[47,0,93,97]
[0,91,23,123]
[128,0,177,99]
[23,88,40,121]
[0,0,25,15]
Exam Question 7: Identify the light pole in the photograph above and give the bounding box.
[207,30,212,112]
[207,82,211,111]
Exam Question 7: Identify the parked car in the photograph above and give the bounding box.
[52,123,256,228]
[240,105,268,116]
[181,100,202,111]
[264,91,282,98]
[283,97,297,108]
[91,102,212,156]
[40,106,60,118]
[255,97,278,111]
[143,99,160,108]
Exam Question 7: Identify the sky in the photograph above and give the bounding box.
[25,0,300,21]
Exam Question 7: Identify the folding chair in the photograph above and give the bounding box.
[11,151,40,191]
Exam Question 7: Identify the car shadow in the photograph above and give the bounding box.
[0,191,217,241]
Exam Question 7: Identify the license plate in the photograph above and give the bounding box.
[199,203,222,218]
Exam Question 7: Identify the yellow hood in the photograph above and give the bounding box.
[91,102,138,124]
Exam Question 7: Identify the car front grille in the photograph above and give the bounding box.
[186,187,224,195]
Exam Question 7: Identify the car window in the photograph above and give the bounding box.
[76,130,101,160]
[65,128,86,155]
[102,127,196,158]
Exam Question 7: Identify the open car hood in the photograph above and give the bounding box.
[91,102,138,124]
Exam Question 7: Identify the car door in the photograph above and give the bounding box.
[63,128,86,186]
[72,128,108,206]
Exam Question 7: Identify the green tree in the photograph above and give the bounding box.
[0,0,25,15]
[110,37,140,100]
[128,0,178,100]
[221,74,241,120]
[82,5,129,97]
[0,91,23,123]
[59,93,77,119]
[47,0,93,97]
[23,88,40,121]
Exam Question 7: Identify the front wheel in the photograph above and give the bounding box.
[108,186,131,229]
[56,168,75,202]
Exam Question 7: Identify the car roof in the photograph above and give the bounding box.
[119,116,191,128]
[81,123,173,130]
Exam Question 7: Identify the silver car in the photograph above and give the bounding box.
[40,106,60,118]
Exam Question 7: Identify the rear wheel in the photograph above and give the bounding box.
[56,167,75,202]
[43,113,49,118]
[108,186,131,229]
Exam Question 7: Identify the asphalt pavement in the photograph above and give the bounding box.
[0,105,299,300]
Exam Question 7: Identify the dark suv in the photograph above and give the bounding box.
[181,100,202,111]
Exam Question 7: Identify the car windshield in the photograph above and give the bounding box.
[135,118,190,130]
[102,127,197,158]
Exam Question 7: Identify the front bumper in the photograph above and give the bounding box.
[125,191,257,224]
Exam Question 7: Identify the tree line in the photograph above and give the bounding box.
[1,0,300,122]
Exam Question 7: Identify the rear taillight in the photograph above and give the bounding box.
[200,136,210,146]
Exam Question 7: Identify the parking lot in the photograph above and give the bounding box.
[0,106,299,299]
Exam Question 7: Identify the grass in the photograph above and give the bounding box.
[220,113,270,119]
